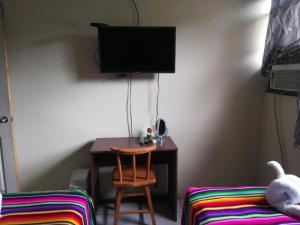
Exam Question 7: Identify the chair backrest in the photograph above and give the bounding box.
[111,144,156,183]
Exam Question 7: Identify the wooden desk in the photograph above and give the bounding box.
[89,136,178,221]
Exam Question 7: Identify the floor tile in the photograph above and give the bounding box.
[177,199,183,211]
[179,198,184,209]
[96,199,183,225]
[139,211,182,225]
[96,202,114,215]
[139,199,182,214]
[96,213,140,225]
[97,202,140,215]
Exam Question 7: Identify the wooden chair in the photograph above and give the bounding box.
[111,144,157,225]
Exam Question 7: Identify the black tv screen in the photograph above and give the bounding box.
[97,26,176,73]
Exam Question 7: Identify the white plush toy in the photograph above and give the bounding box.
[266,161,300,218]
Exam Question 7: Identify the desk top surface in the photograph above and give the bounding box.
[90,136,177,154]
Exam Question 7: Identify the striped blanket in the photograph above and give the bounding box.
[0,189,95,225]
[182,187,300,225]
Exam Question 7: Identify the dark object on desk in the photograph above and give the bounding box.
[153,119,168,146]
[89,136,178,221]
[111,144,157,225]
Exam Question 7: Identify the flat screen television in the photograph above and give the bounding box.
[95,26,176,73]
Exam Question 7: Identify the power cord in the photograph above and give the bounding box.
[126,0,139,137]
[126,78,131,137]
[93,49,100,65]
[129,73,133,137]
[130,0,140,26]
[273,94,287,171]
[156,73,160,122]
[126,74,134,137]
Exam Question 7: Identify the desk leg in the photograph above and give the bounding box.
[168,151,178,221]
[91,159,99,206]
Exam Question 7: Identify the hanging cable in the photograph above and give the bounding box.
[126,75,134,138]
[156,73,160,122]
[127,0,139,137]
[273,94,287,171]
[125,0,139,137]
[126,78,131,137]
[93,49,100,65]
[129,73,133,137]
[131,0,140,26]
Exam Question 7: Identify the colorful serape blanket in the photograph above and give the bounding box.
[182,186,300,225]
[0,189,95,225]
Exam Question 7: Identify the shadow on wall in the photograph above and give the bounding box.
[32,33,155,81]
[71,34,156,81]
[22,141,93,191]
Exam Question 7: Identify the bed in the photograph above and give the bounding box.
[0,189,95,225]
[182,186,300,225]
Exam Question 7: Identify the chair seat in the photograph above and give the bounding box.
[113,166,156,187]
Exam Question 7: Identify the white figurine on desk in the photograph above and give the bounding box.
[139,127,155,145]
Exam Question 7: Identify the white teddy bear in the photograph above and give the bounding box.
[266,161,300,218]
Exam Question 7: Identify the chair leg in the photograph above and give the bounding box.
[114,187,123,225]
[145,186,156,225]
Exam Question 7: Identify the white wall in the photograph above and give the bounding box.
[258,93,300,185]
[3,0,270,193]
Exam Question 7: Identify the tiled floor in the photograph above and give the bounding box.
[96,198,183,225]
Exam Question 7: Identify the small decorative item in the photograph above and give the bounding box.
[144,128,153,144]
[153,118,168,146]
[139,127,154,145]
